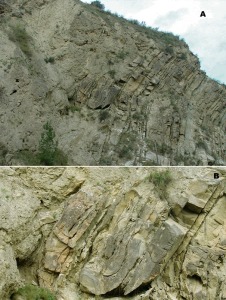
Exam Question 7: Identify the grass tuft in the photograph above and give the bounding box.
[149,170,172,199]
[14,284,56,300]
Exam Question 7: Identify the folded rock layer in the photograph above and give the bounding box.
[0,0,225,165]
[0,167,225,299]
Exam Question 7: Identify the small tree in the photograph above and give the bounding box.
[38,122,58,165]
[91,1,105,10]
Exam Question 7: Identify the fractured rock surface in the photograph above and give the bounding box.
[0,0,225,165]
[0,167,225,299]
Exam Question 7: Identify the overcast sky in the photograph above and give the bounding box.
[81,0,226,84]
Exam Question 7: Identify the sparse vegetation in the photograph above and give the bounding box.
[158,143,172,155]
[87,2,186,50]
[8,24,32,57]
[38,122,68,166]
[15,150,41,166]
[179,53,187,60]
[13,284,56,300]
[116,50,129,60]
[117,132,137,160]
[69,104,81,113]
[99,109,110,122]
[44,57,55,64]
[0,142,7,165]
[132,111,144,121]
[146,140,172,156]
[149,170,172,199]
[99,156,112,165]
[108,69,116,79]
[174,153,184,164]
[118,147,133,160]
[90,0,105,10]
[165,46,174,55]
[38,122,58,165]
[107,59,114,65]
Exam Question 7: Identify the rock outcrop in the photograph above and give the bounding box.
[0,0,225,165]
[0,166,225,299]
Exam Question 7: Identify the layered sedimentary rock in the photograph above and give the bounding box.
[0,0,225,165]
[0,167,225,299]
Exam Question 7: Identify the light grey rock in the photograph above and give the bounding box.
[0,0,224,166]
[186,195,206,213]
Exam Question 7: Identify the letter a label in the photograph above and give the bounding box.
[200,11,206,17]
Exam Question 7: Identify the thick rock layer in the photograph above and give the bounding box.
[0,0,225,165]
[0,167,225,299]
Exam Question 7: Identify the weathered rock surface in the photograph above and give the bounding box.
[0,166,225,299]
[0,0,225,165]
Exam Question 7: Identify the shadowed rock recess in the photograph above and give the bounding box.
[0,167,226,299]
[0,0,225,166]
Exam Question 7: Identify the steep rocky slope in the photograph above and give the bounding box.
[0,0,225,166]
[0,166,226,299]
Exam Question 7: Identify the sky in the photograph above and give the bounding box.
[81,0,226,84]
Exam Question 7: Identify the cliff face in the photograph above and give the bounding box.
[0,0,225,166]
[0,167,226,300]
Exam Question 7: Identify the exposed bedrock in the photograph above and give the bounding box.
[0,0,225,165]
[0,167,225,299]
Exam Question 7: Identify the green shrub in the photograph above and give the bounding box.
[8,24,32,57]
[174,153,184,164]
[14,150,40,166]
[165,46,174,55]
[149,170,172,199]
[99,156,112,165]
[108,70,116,79]
[108,59,114,65]
[179,53,187,60]
[117,132,137,160]
[44,57,55,64]
[13,284,56,300]
[69,104,81,113]
[116,50,129,60]
[87,3,186,50]
[118,146,133,160]
[99,110,110,122]
[158,143,172,155]
[112,12,124,19]
[38,122,58,166]
[38,123,68,166]
[91,1,105,10]
[146,140,171,156]
[128,19,141,26]
[133,111,144,121]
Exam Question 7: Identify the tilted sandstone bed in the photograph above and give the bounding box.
[0,167,225,299]
[0,0,225,165]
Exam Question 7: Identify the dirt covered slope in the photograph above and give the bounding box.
[0,0,225,165]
